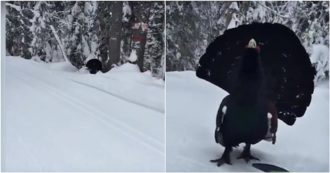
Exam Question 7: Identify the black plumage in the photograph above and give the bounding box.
[86,59,102,74]
[196,23,315,166]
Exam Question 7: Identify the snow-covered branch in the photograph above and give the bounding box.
[5,3,21,12]
[256,2,290,19]
[50,25,70,63]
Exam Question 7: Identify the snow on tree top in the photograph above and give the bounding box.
[122,2,132,22]
[128,49,138,63]
[132,22,148,32]
[229,2,239,10]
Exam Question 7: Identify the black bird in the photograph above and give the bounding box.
[86,59,102,74]
[196,23,315,166]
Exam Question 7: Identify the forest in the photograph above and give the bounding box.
[6,1,165,79]
[5,1,330,82]
[166,1,329,83]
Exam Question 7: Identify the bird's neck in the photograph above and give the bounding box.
[240,48,262,75]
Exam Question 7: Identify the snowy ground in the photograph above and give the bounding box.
[166,71,329,172]
[2,56,165,172]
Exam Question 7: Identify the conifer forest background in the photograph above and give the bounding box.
[6,1,165,78]
[166,1,329,83]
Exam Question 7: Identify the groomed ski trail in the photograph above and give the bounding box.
[3,57,165,172]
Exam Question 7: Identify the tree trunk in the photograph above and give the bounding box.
[106,1,123,72]
[130,2,151,72]
[137,32,147,72]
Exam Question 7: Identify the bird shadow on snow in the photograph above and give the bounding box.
[207,144,267,164]
[206,139,327,171]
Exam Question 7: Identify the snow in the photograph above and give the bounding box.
[310,44,329,65]
[2,56,165,171]
[1,4,6,171]
[82,36,91,60]
[128,49,138,62]
[310,44,329,83]
[5,3,21,12]
[132,22,148,32]
[227,13,238,30]
[50,25,69,63]
[255,3,267,20]
[84,1,97,15]
[166,71,329,172]
[229,2,239,11]
[71,2,81,15]
[122,2,131,22]
[176,52,181,59]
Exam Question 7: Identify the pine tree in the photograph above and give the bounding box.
[30,1,67,63]
[120,1,133,64]
[166,1,329,83]
[130,2,152,72]
[145,2,165,78]
[6,2,34,59]
[6,1,165,79]
[65,2,88,68]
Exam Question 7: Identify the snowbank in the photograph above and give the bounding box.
[166,71,329,172]
[310,44,329,83]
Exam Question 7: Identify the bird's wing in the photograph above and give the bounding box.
[215,95,230,144]
[197,23,315,125]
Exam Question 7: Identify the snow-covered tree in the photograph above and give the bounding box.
[6,2,34,59]
[120,1,133,63]
[6,1,165,79]
[166,1,329,83]
[129,2,152,71]
[144,2,165,78]
[65,2,94,69]
[30,1,67,63]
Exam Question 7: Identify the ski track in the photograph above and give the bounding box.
[70,79,164,114]
[12,69,163,154]
[3,57,165,171]
[99,75,164,89]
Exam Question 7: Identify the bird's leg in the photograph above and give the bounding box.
[210,147,232,166]
[237,143,259,162]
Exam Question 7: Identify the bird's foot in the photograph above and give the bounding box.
[237,151,259,163]
[210,156,231,167]
[211,147,232,167]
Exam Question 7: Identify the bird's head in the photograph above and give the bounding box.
[247,38,257,48]
[246,38,260,53]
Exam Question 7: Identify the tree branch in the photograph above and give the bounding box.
[5,3,21,12]
[256,1,290,19]
[50,25,70,63]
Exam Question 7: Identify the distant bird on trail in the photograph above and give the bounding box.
[196,23,315,166]
[86,59,102,74]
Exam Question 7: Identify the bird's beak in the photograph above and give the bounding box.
[247,39,257,48]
